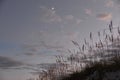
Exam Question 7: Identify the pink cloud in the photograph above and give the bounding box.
[85,9,93,16]
[96,13,112,22]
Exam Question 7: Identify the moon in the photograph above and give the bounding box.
[51,7,55,10]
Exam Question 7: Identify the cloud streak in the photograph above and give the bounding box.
[22,40,64,56]
[96,13,112,22]
[0,56,23,69]
[40,41,64,49]
[23,40,64,51]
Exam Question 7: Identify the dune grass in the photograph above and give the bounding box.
[28,21,120,80]
[61,55,120,80]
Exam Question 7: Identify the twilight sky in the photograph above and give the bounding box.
[0,0,120,80]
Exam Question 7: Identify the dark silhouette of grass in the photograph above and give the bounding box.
[61,21,120,80]
[28,21,120,80]
[61,56,120,80]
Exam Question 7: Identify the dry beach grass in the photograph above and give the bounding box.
[28,21,120,80]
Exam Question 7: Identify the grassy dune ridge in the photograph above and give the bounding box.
[28,21,120,80]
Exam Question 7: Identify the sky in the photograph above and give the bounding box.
[0,0,120,80]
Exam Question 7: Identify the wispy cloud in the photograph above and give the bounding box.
[76,19,82,24]
[0,56,23,69]
[64,15,74,20]
[40,6,82,25]
[64,14,82,25]
[40,6,62,23]
[23,41,64,51]
[96,13,112,22]
[40,41,64,49]
[22,40,64,56]
[67,31,80,40]
[105,0,114,8]
[85,9,93,16]
[22,44,41,51]
[24,52,35,56]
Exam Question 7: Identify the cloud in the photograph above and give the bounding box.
[40,41,64,49]
[64,15,74,20]
[23,41,64,50]
[64,15,82,25]
[22,44,41,51]
[40,6,82,25]
[24,52,35,56]
[22,40,64,56]
[0,56,23,69]
[85,9,93,16]
[105,0,114,8]
[76,19,82,24]
[40,6,62,23]
[96,13,112,22]
[66,31,80,40]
